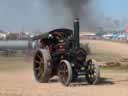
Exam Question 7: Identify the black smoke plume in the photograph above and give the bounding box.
[45,0,96,32]
[64,0,89,17]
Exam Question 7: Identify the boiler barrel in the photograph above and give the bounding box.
[0,40,30,50]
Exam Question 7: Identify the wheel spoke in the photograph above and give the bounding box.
[34,60,41,64]
[59,62,69,83]
[40,59,44,64]
[65,69,68,73]
[37,71,41,78]
[86,60,100,84]
[37,55,42,60]
[91,65,95,70]
[34,52,45,80]
[59,70,65,73]
[64,65,66,76]
[35,67,40,71]
[86,64,96,82]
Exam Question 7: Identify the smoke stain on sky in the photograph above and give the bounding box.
[0,0,97,32]
[43,0,97,32]
[64,0,89,17]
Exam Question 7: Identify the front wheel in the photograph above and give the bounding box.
[86,59,100,85]
[58,60,72,86]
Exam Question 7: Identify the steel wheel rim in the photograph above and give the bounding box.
[34,51,44,80]
[58,62,69,83]
[86,61,97,82]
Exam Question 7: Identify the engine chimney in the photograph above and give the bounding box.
[74,18,80,48]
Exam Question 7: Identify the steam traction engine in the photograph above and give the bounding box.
[33,18,100,86]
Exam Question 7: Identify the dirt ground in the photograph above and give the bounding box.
[82,40,128,57]
[0,67,128,96]
[81,40,128,61]
[0,40,128,96]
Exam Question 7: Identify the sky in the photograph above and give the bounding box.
[96,0,128,19]
[0,0,128,32]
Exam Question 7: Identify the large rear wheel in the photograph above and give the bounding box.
[58,60,72,86]
[33,49,52,83]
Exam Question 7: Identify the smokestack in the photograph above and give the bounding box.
[74,18,80,48]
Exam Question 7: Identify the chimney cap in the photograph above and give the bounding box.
[74,18,80,22]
